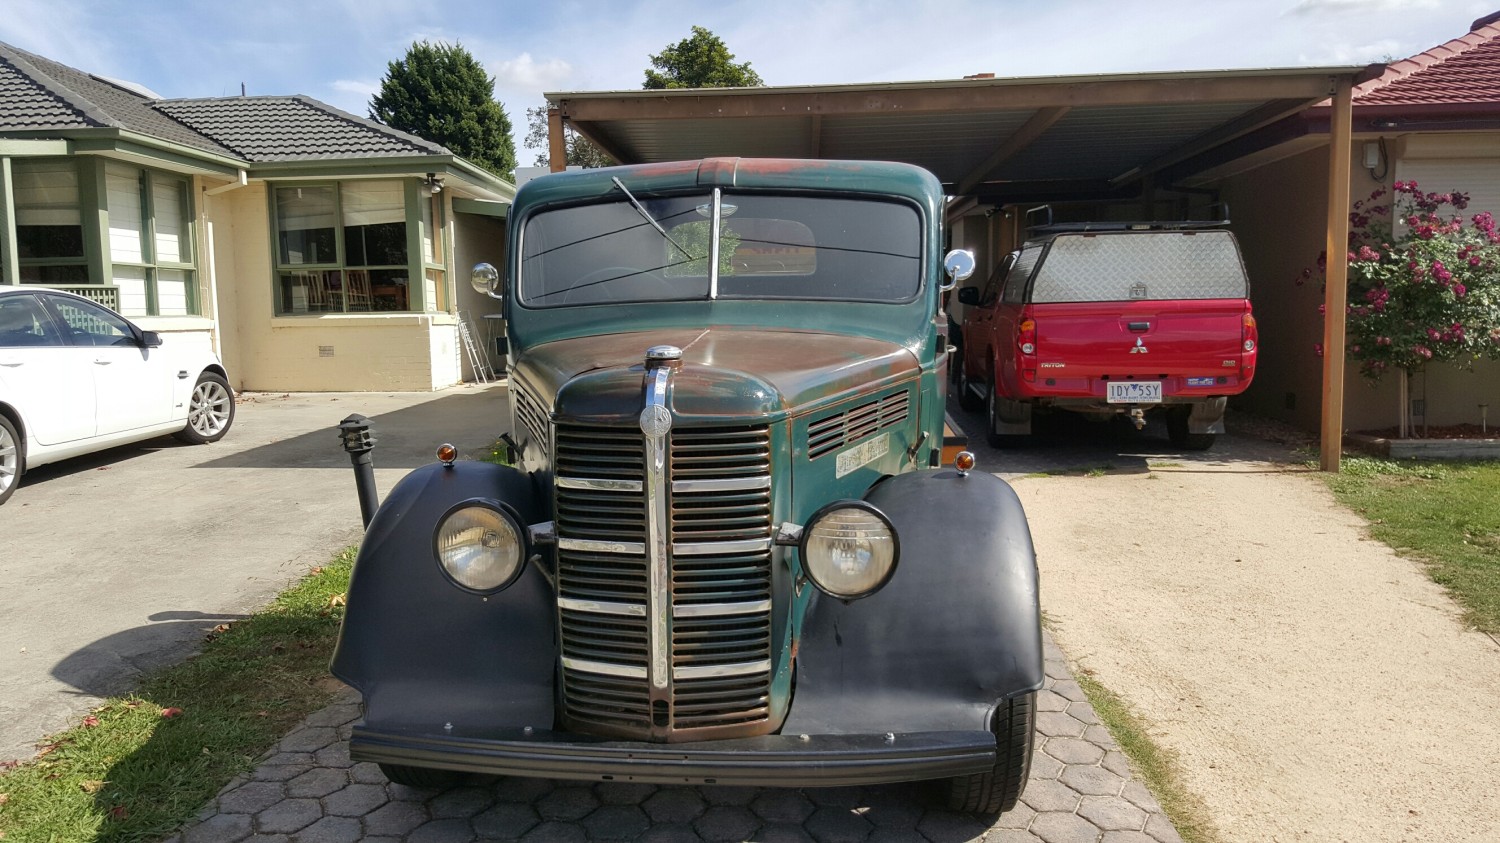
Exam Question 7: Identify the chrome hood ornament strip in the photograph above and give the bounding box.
[641,346,680,693]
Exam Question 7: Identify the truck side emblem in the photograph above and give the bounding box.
[1130,338,1149,354]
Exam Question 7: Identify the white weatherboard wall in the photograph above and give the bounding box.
[211,182,464,393]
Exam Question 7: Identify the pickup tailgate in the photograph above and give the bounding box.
[1033,299,1249,377]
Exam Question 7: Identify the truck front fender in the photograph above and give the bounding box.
[330,461,557,735]
[782,468,1043,736]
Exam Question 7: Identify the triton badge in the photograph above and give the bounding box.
[1129,338,1149,354]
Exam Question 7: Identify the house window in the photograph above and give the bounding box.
[421,192,446,312]
[13,160,88,284]
[106,162,197,316]
[274,180,426,314]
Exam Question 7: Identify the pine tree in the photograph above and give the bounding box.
[644,26,764,90]
[370,41,516,179]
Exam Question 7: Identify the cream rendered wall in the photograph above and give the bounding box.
[452,212,507,380]
[1222,132,1500,432]
[212,181,461,393]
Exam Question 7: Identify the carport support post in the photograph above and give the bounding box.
[1320,77,1354,473]
[548,108,566,173]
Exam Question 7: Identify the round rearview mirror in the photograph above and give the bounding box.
[942,249,975,289]
[471,262,501,297]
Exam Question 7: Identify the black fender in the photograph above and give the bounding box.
[330,461,557,735]
[781,467,1042,736]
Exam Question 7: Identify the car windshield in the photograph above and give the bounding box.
[518,192,922,307]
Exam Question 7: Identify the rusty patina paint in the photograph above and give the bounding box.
[515,327,919,425]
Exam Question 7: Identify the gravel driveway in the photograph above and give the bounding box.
[962,409,1500,842]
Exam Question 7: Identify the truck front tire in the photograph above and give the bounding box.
[943,692,1035,814]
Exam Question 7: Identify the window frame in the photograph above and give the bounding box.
[270,178,448,316]
[11,158,89,285]
[105,162,199,317]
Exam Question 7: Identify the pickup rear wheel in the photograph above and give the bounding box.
[379,763,463,790]
[986,374,1029,448]
[956,350,983,412]
[943,691,1035,814]
[1166,408,1217,451]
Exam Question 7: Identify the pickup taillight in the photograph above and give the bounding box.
[1019,316,1037,382]
[1241,311,1258,379]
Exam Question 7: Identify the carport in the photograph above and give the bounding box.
[543,66,1380,470]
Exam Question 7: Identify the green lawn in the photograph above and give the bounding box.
[0,551,355,843]
[1324,456,1500,635]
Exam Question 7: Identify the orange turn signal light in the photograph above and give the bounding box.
[954,451,976,475]
[436,443,458,466]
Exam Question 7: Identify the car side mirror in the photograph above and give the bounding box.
[942,249,976,289]
[956,287,980,306]
[139,330,163,348]
[471,262,502,299]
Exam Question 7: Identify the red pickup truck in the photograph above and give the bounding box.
[955,225,1257,451]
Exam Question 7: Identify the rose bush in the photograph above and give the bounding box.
[1304,181,1500,379]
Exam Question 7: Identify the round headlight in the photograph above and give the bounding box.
[799,502,899,599]
[435,503,525,592]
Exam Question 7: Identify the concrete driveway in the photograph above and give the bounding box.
[0,383,510,763]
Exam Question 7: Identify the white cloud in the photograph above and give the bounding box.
[491,53,576,93]
[1298,38,1407,63]
[332,79,379,97]
[1287,0,1439,14]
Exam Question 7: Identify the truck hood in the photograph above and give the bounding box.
[512,328,920,424]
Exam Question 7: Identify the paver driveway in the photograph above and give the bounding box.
[0,385,509,762]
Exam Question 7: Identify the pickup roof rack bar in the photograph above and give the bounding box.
[1029,219,1231,233]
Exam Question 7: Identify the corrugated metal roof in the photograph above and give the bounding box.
[1354,18,1500,107]
[548,67,1370,203]
[153,96,449,162]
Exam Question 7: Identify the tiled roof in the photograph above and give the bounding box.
[0,40,454,166]
[0,52,94,129]
[1355,16,1500,107]
[0,42,238,156]
[154,96,449,162]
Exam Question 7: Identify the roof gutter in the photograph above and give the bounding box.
[204,169,248,195]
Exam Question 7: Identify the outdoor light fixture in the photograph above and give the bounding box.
[424,173,444,195]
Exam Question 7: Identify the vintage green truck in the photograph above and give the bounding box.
[331,158,1043,814]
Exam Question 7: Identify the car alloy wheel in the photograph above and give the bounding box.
[189,380,232,437]
[0,417,19,504]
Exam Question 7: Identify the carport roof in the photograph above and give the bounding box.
[548,66,1377,205]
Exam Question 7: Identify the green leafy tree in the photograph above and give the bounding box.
[644,26,764,89]
[524,105,613,169]
[370,41,516,178]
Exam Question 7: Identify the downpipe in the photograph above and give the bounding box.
[338,414,380,528]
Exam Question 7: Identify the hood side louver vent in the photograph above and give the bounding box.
[512,381,551,459]
[807,390,910,460]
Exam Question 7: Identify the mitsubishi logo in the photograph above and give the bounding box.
[1129,338,1149,354]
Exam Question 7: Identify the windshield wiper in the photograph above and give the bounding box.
[611,176,696,260]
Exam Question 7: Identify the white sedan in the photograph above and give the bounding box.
[0,287,234,505]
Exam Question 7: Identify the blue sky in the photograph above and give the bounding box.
[0,0,1492,164]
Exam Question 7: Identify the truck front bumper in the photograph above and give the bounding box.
[351,725,997,787]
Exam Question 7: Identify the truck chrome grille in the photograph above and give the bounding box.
[554,421,773,740]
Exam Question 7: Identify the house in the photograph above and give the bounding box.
[0,42,513,392]
[1188,11,1500,433]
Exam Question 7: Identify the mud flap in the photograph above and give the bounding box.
[1188,396,1227,434]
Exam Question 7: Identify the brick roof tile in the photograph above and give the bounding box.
[1355,20,1500,107]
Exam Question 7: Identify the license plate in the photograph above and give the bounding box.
[1106,381,1162,403]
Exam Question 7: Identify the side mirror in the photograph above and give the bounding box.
[139,330,163,348]
[956,287,980,306]
[942,249,976,289]
[471,262,502,298]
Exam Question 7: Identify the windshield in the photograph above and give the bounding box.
[519,191,922,307]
